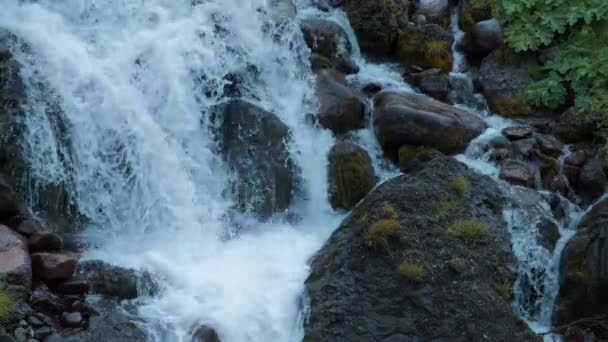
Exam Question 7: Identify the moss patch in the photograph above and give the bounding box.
[448,219,489,242]
[486,92,533,117]
[366,218,400,248]
[329,148,375,210]
[451,176,469,198]
[448,258,467,274]
[399,261,426,283]
[398,145,430,170]
[396,26,453,72]
[495,282,513,301]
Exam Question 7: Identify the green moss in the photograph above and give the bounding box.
[0,284,18,325]
[329,150,375,210]
[459,7,476,34]
[451,176,469,198]
[495,282,513,301]
[399,261,426,282]
[487,93,533,117]
[448,258,467,274]
[540,157,559,185]
[448,219,489,242]
[398,145,429,170]
[366,218,400,248]
[432,199,461,223]
[396,27,453,71]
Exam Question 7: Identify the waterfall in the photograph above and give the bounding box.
[0,0,341,341]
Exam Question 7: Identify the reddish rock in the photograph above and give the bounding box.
[499,160,536,188]
[535,134,564,157]
[31,252,77,281]
[55,280,90,296]
[501,126,534,141]
[0,225,31,287]
[29,233,63,253]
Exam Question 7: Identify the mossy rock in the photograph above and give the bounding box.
[486,93,532,117]
[396,24,453,72]
[398,145,430,170]
[328,140,376,210]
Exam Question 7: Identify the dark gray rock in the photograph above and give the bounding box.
[54,280,90,296]
[316,69,366,135]
[502,127,534,141]
[211,99,297,219]
[192,325,221,342]
[556,198,608,324]
[373,91,486,157]
[327,140,376,210]
[512,138,538,158]
[465,18,503,58]
[14,220,45,238]
[407,68,449,102]
[33,327,52,340]
[0,332,15,342]
[304,157,536,341]
[75,260,152,300]
[576,156,607,203]
[535,134,563,157]
[301,19,358,74]
[28,233,63,253]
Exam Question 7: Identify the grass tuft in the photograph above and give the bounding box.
[0,284,18,325]
[366,219,400,248]
[448,219,489,242]
[451,176,469,198]
[399,261,426,283]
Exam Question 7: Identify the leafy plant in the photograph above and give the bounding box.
[470,0,608,134]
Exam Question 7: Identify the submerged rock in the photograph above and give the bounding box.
[303,157,535,341]
[316,69,366,135]
[327,140,375,210]
[373,91,486,157]
[192,325,221,342]
[301,19,358,74]
[556,198,608,325]
[75,260,153,300]
[211,99,297,220]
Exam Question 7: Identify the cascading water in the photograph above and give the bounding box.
[1,0,598,341]
[0,0,344,341]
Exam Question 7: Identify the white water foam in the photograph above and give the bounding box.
[1,0,341,341]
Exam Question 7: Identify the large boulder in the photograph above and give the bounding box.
[479,48,538,117]
[575,156,607,203]
[556,198,608,325]
[0,225,31,287]
[211,99,297,220]
[327,140,376,210]
[373,91,486,157]
[303,157,536,341]
[339,0,408,57]
[316,70,366,135]
[464,18,503,58]
[301,19,358,74]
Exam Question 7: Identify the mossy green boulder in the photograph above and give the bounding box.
[396,24,453,71]
[328,140,375,210]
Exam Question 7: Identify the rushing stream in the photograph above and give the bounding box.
[0,0,595,341]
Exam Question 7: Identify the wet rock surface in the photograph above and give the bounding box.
[304,157,536,341]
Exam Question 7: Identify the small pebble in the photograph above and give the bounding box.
[26,316,44,328]
[33,326,52,340]
[13,327,27,342]
[18,320,27,328]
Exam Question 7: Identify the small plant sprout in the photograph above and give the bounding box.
[451,175,469,197]
[366,219,400,248]
[448,219,489,242]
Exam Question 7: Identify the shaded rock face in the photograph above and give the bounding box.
[406,68,450,102]
[328,140,376,210]
[575,156,607,203]
[339,0,407,57]
[316,69,366,135]
[556,198,608,325]
[373,91,486,157]
[212,99,297,220]
[479,48,537,117]
[304,157,536,342]
[0,34,81,233]
[0,225,31,287]
[301,19,358,75]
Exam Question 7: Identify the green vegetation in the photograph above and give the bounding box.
[366,218,400,248]
[398,145,429,170]
[382,205,397,219]
[495,282,513,301]
[448,219,489,242]
[448,257,467,274]
[432,199,461,223]
[451,176,469,198]
[399,261,426,283]
[470,0,608,133]
[0,284,18,324]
